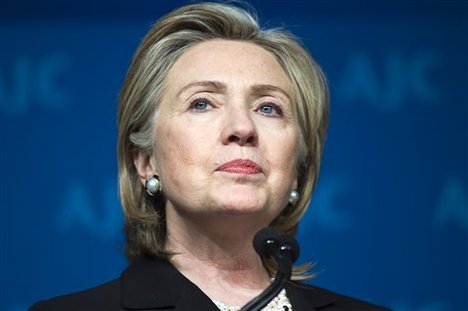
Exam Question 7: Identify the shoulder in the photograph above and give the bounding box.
[29,279,122,311]
[286,281,390,311]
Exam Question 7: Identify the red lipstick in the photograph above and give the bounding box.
[216,159,261,174]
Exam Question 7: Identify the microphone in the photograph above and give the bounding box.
[253,227,280,259]
[240,228,300,311]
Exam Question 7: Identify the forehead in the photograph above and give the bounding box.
[165,39,293,94]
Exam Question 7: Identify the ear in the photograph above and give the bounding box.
[134,151,157,186]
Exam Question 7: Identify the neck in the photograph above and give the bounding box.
[165,209,271,306]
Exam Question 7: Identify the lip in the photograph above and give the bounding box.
[216,159,262,174]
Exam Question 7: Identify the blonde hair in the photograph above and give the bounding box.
[117,2,329,280]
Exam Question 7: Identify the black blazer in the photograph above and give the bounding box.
[30,255,390,311]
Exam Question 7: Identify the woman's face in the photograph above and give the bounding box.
[149,40,299,225]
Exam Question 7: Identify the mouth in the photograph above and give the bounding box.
[216,159,262,174]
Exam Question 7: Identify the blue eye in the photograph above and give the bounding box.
[258,103,282,117]
[260,105,273,114]
[190,98,212,111]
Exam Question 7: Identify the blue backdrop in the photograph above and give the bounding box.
[1,1,467,310]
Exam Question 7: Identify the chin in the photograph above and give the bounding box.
[209,189,274,216]
[216,198,269,217]
[221,204,262,214]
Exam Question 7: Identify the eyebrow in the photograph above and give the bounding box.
[177,81,227,98]
[177,80,291,102]
[250,84,292,102]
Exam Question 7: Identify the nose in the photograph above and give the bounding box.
[221,106,258,146]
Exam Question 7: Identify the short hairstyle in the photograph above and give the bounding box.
[117,2,329,280]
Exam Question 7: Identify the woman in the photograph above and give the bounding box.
[31,3,388,310]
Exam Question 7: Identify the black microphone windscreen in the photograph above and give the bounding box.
[253,227,279,258]
[279,234,300,263]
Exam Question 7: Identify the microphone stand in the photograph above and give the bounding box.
[240,236,297,311]
[240,246,292,311]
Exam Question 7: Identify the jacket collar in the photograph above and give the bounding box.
[121,255,336,310]
[121,255,218,310]
[286,281,337,310]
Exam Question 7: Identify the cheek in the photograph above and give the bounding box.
[154,122,209,182]
[155,124,186,172]
[271,131,299,168]
[266,130,300,190]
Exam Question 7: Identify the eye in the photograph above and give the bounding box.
[189,98,213,112]
[257,103,283,117]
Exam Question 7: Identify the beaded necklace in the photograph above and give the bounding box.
[212,288,292,311]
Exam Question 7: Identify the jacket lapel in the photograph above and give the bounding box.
[286,281,337,310]
[121,255,218,310]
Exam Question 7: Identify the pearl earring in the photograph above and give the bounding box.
[288,190,299,205]
[145,175,162,196]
